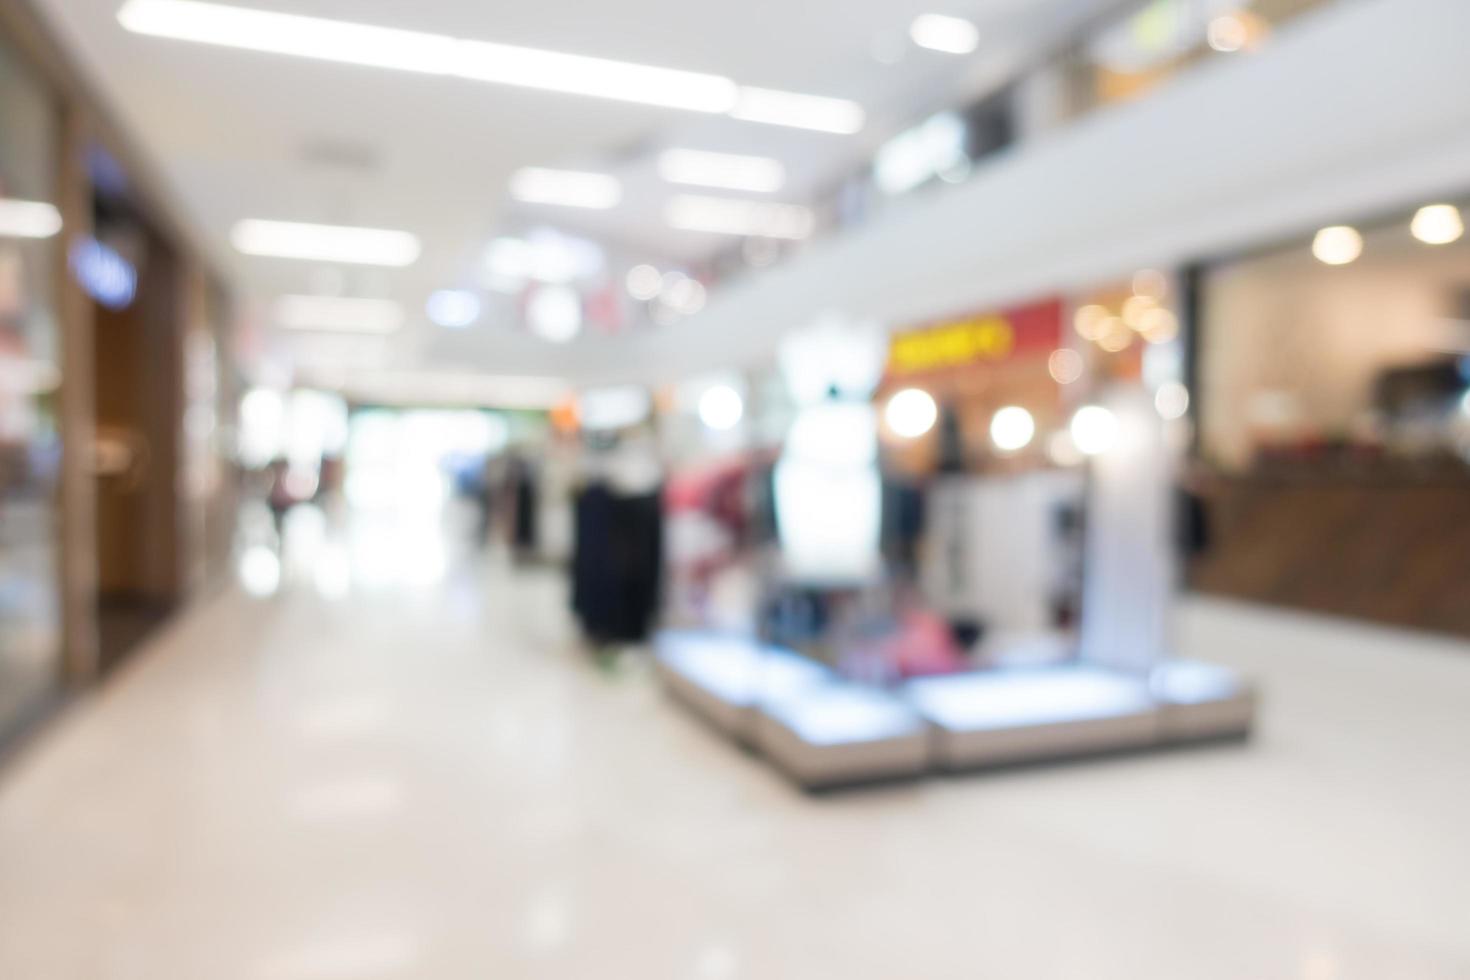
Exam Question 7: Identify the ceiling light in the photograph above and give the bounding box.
[698,385,744,431]
[730,87,865,134]
[909,14,980,55]
[1132,268,1169,299]
[526,285,582,343]
[1074,304,1109,341]
[1206,14,1249,53]
[510,168,621,210]
[484,232,602,284]
[117,1,864,132]
[0,198,62,238]
[118,0,737,113]
[455,40,737,114]
[1140,307,1179,344]
[665,194,814,239]
[884,388,938,439]
[665,276,707,315]
[232,219,420,266]
[1048,348,1085,384]
[874,112,968,196]
[1155,382,1190,420]
[1411,204,1464,245]
[625,264,662,301]
[1312,225,1362,266]
[1070,405,1118,456]
[989,406,1035,453]
[579,386,651,430]
[426,289,480,329]
[658,149,785,193]
[275,295,405,334]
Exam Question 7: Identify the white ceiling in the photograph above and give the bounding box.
[35,0,1121,390]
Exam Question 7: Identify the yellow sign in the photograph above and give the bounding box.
[888,316,1015,375]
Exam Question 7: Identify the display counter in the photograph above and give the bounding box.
[1189,465,1470,637]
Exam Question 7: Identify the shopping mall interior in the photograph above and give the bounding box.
[2,0,1469,976]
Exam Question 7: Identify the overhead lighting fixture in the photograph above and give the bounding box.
[698,385,744,431]
[275,295,405,334]
[625,264,663,301]
[665,194,814,239]
[664,276,708,315]
[1206,13,1249,53]
[873,112,967,196]
[526,285,582,343]
[117,0,864,133]
[884,388,938,439]
[1070,405,1118,456]
[658,149,785,193]
[909,14,980,55]
[1411,204,1464,246]
[1312,225,1363,266]
[510,168,622,210]
[0,198,63,239]
[483,231,604,287]
[989,406,1035,452]
[1155,382,1190,420]
[232,219,420,266]
[729,87,865,135]
[426,289,480,329]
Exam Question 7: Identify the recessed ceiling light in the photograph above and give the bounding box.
[728,87,865,135]
[232,219,420,266]
[1311,225,1363,266]
[275,295,405,334]
[526,285,582,343]
[0,198,63,238]
[425,289,480,329]
[625,264,663,301]
[989,406,1035,452]
[909,14,980,55]
[1411,204,1464,246]
[117,0,864,133]
[658,149,785,194]
[509,168,622,210]
[665,194,814,239]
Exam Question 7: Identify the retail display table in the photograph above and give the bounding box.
[654,631,832,741]
[1150,659,1257,742]
[906,665,1160,770]
[755,684,931,788]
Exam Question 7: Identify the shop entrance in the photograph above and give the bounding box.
[88,203,185,672]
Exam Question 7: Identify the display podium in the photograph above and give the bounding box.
[654,388,1255,789]
[907,665,1159,770]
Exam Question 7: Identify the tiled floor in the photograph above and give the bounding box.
[2,519,1469,979]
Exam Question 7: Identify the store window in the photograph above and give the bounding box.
[0,28,63,733]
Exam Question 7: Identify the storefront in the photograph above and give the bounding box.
[1191,197,1470,635]
[0,23,63,737]
[0,4,240,747]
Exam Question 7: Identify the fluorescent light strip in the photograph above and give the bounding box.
[232,220,420,266]
[117,0,862,132]
[0,198,63,238]
[509,168,622,210]
[275,295,405,334]
[730,87,865,134]
[910,14,980,55]
[658,149,785,193]
[665,194,814,240]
